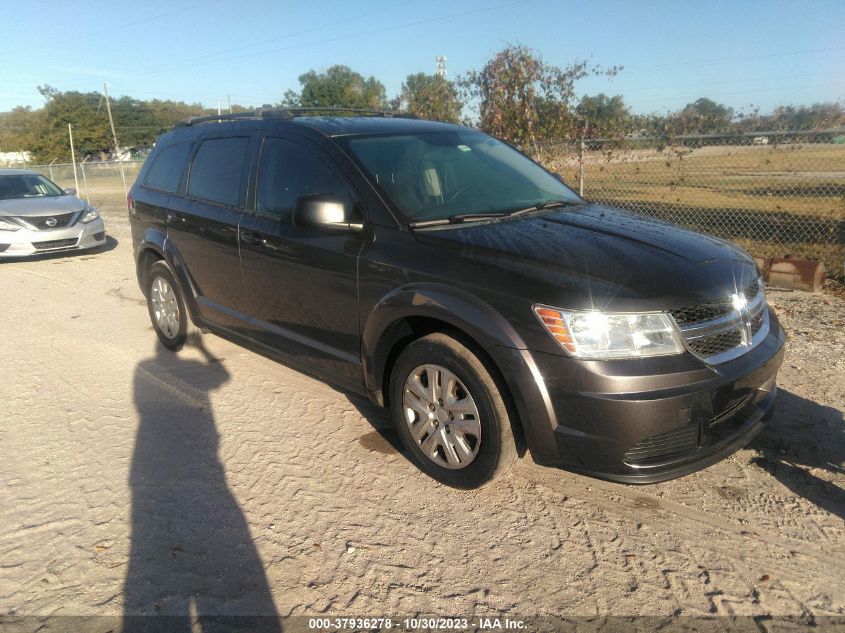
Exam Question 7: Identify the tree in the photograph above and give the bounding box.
[0,106,39,154]
[575,93,631,138]
[27,86,112,161]
[458,45,620,148]
[399,73,462,122]
[671,98,734,135]
[294,65,386,109]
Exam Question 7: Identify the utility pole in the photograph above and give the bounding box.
[435,56,447,78]
[217,99,222,116]
[103,82,120,156]
[103,82,128,196]
[68,123,80,195]
[227,94,232,114]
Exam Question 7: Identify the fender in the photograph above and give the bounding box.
[361,283,561,463]
[136,226,202,324]
[362,283,529,392]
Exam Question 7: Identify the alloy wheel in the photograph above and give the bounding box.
[150,276,180,340]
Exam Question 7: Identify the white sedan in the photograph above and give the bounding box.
[0,169,106,258]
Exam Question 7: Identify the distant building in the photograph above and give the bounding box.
[0,150,32,166]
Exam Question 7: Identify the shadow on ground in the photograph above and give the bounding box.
[123,340,282,632]
[750,389,845,521]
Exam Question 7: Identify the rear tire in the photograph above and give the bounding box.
[145,260,191,351]
[389,332,518,488]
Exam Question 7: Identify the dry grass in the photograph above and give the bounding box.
[545,143,845,219]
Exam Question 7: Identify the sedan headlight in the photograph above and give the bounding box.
[80,207,99,223]
[0,217,21,231]
[533,305,685,359]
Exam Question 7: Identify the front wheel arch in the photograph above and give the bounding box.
[378,316,527,457]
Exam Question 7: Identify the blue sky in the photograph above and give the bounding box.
[1,0,843,115]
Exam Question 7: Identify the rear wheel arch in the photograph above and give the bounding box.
[137,247,164,295]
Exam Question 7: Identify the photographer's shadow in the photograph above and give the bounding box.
[123,340,281,632]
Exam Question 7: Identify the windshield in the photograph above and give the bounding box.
[0,174,66,201]
[339,130,581,223]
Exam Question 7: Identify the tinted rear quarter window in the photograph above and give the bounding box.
[188,137,250,206]
[143,141,193,193]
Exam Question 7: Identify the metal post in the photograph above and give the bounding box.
[103,83,128,197]
[48,158,57,181]
[227,94,232,114]
[68,123,80,194]
[579,139,585,197]
[80,157,91,204]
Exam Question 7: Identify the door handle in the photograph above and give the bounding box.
[240,231,267,247]
[167,212,187,224]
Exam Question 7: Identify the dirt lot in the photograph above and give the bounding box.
[1,204,844,623]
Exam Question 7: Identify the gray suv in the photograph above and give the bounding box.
[129,108,785,488]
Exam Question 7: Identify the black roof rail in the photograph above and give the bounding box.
[178,106,416,127]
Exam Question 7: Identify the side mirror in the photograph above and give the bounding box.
[293,194,363,232]
[64,187,77,196]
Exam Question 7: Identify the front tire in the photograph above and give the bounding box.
[145,260,189,351]
[389,333,518,488]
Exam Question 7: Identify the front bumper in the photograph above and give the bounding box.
[492,308,785,483]
[0,217,106,258]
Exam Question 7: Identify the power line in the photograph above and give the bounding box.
[132,0,414,76]
[23,1,224,67]
[609,70,845,95]
[621,46,845,74]
[128,0,533,76]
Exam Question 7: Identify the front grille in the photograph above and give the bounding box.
[624,424,700,465]
[671,279,768,364]
[32,238,78,250]
[709,394,756,443]
[17,212,77,230]
[670,279,762,328]
[750,309,766,336]
[688,329,743,357]
[744,279,760,301]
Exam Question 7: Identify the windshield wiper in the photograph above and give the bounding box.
[407,200,581,229]
[503,199,581,217]
[408,212,507,229]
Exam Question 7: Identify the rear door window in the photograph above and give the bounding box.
[187,137,250,207]
[144,141,193,193]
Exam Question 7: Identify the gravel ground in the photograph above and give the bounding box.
[0,206,843,623]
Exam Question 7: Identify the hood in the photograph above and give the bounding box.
[412,204,758,311]
[0,195,86,217]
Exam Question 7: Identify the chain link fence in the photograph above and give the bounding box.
[536,129,845,280]
[21,160,145,208]
[19,130,845,280]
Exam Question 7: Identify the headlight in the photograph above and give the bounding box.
[0,217,21,231]
[80,207,99,223]
[533,305,685,359]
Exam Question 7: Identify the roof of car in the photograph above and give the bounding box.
[0,168,34,175]
[174,109,468,139]
[290,116,466,137]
